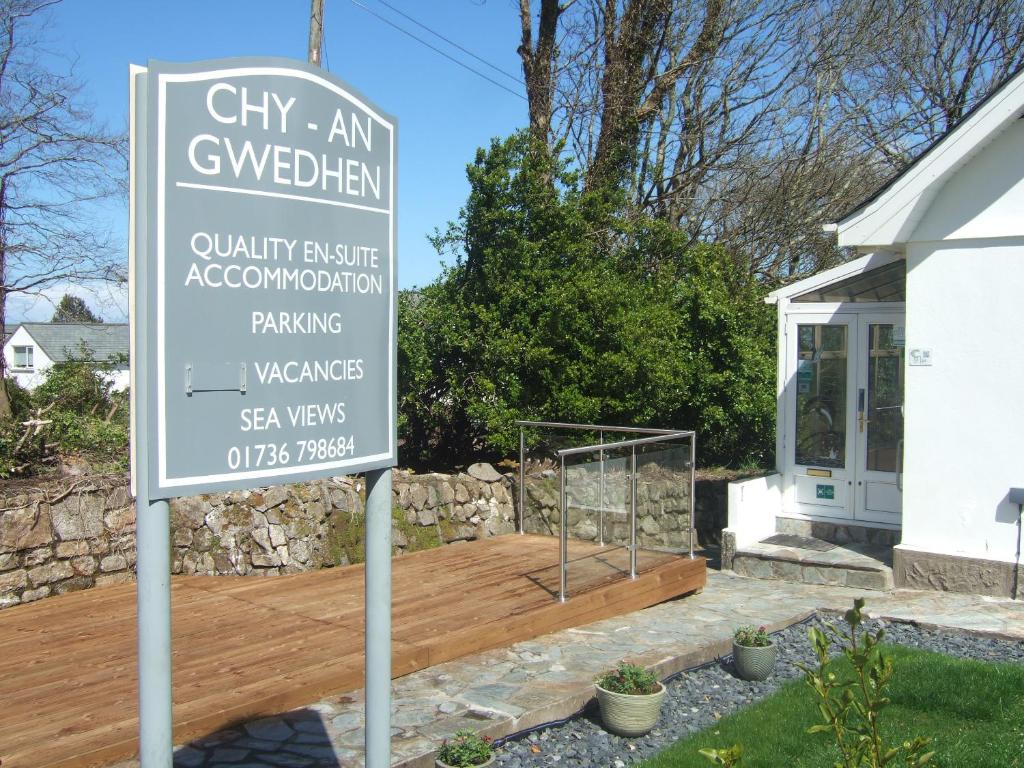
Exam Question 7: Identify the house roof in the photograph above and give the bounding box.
[829,66,1024,248]
[15,323,129,366]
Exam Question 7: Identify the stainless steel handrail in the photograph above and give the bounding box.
[515,420,682,435]
[517,421,696,603]
[516,422,689,534]
[555,431,695,457]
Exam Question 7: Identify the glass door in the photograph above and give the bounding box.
[854,315,905,523]
[786,314,857,519]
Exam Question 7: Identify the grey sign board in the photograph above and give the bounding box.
[135,58,397,497]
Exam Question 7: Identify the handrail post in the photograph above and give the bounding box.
[689,434,696,559]
[519,426,525,535]
[598,429,605,547]
[559,454,568,602]
[630,447,637,579]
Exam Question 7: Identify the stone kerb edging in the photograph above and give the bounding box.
[0,463,516,609]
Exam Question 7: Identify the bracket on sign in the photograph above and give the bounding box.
[185,363,247,396]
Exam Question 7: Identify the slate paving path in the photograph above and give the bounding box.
[108,570,1024,768]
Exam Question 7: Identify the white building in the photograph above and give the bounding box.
[3,323,129,391]
[726,67,1024,598]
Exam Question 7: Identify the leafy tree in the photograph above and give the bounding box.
[51,293,102,323]
[399,132,775,467]
[0,1,125,417]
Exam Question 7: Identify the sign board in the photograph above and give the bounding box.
[133,58,397,496]
[816,484,835,500]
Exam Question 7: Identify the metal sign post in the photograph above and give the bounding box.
[130,57,397,766]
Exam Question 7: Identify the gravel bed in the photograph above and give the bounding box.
[493,615,1024,768]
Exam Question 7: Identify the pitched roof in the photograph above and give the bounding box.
[830,66,1024,248]
[16,323,129,366]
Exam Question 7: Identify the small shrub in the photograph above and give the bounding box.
[4,378,32,419]
[798,598,935,767]
[436,729,493,767]
[733,625,771,648]
[699,744,743,766]
[32,359,113,415]
[596,662,659,695]
[49,411,129,468]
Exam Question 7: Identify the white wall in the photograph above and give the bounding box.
[902,239,1024,564]
[726,473,781,548]
[912,119,1024,243]
[3,327,52,389]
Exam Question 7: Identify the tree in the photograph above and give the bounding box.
[51,293,102,323]
[400,132,775,466]
[0,0,125,416]
[517,0,1024,282]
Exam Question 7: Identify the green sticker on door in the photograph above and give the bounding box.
[816,484,835,500]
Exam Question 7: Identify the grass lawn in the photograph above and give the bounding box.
[641,645,1024,768]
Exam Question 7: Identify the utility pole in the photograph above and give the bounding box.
[308,0,325,66]
[305,6,392,768]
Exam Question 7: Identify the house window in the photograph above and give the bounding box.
[13,345,33,369]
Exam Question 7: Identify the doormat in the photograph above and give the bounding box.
[762,534,837,552]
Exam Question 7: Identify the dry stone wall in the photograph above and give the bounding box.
[0,463,515,609]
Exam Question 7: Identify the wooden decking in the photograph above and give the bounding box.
[0,534,706,768]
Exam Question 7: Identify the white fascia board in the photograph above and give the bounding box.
[764,250,903,304]
[834,69,1024,248]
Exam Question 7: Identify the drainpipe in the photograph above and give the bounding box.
[1009,488,1024,600]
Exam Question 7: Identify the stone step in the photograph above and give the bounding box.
[731,538,894,591]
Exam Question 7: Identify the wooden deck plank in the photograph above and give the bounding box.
[0,535,705,768]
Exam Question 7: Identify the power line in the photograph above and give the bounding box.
[370,0,523,85]
[347,0,527,101]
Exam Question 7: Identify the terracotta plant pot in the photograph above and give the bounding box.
[732,639,778,681]
[595,681,666,737]
[435,755,495,768]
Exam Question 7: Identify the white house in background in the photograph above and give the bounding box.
[3,323,129,391]
[726,66,1024,598]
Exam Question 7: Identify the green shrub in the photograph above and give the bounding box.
[48,411,129,468]
[596,662,659,695]
[0,359,130,476]
[4,377,32,419]
[435,729,493,767]
[400,132,776,468]
[699,745,743,766]
[32,360,113,415]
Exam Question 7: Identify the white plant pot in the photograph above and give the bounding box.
[732,639,778,681]
[595,682,666,737]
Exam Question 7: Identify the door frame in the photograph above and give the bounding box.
[853,313,905,524]
[778,302,906,526]
[783,312,857,520]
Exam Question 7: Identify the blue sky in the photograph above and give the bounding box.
[16,0,527,321]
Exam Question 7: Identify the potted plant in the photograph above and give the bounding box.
[594,661,666,737]
[732,625,777,681]
[435,729,494,768]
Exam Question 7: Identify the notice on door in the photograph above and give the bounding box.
[134,58,397,496]
[816,484,835,500]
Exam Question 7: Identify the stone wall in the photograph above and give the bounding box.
[0,463,516,609]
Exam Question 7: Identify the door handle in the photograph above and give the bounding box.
[857,388,867,432]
